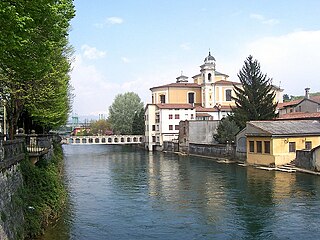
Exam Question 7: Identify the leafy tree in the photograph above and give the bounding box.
[283,94,290,102]
[132,107,145,135]
[230,55,277,129]
[108,92,144,134]
[0,0,75,138]
[90,119,112,135]
[214,116,240,144]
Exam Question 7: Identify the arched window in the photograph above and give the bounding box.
[208,73,212,81]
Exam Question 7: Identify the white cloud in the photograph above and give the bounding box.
[243,30,320,95]
[106,17,123,25]
[250,13,279,26]
[180,42,191,50]
[81,44,106,60]
[121,57,131,63]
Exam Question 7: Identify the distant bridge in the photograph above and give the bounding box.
[62,135,144,145]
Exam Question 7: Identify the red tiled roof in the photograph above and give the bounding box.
[277,112,320,120]
[155,103,194,109]
[195,105,232,112]
[150,82,200,90]
[278,96,320,109]
[196,113,212,117]
[215,80,241,85]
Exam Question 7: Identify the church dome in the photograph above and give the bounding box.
[204,51,215,62]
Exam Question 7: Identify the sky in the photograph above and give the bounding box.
[69,0,320,119]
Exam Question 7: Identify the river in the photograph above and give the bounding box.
[40,144,320,240]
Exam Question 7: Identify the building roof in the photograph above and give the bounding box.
[204,51,215,62]
[247,120,320,137]
[215,80,241,85]
[195,105,232,112]
[278,96,320,109]
[276,112,320,120]
[192,70,229,79]
[155,103,194,109]
[150,82,200,90]
[196,113,212,117]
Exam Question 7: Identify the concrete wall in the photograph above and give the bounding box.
[188,120,219,144]
[296,145,320,171]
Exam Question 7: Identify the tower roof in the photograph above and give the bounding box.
[204,51,215,62]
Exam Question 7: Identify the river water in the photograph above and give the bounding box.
[41,144,320,240]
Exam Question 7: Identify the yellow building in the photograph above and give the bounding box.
[246,120,320,166]
[145,51,284,151]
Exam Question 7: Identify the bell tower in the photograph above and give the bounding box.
[201,51,216,108]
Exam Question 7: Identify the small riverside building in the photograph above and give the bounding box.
[246,120,320,166]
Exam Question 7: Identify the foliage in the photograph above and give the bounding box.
[108,92,144,134]
[132,107,145,135]
[230,55,277,129]
[214,116,240,144]
[0,0,75,138]
[283,92,320,102]
[20,143,68,238]
[90,119,112,135]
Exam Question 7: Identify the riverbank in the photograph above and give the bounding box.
[20,143,68,239]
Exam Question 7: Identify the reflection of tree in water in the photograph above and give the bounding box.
[233,167,277,239]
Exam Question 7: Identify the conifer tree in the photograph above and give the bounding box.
[231,55,277,129]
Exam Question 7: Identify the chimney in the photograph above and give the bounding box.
[305,88,310,99]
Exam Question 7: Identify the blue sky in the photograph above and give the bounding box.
[70,0,320,117]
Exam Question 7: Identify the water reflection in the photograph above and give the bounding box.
[41,145,320,240]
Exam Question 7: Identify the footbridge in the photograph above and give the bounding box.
[62,135,144,145]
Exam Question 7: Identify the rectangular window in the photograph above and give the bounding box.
[152,125,155,131]
[305,141,312,150]
[188,92,195,104]
[152,136,156,142]
[169,125,173,130]
[160,95,165,103]
[289,142,296,152]
[175,125,179,130]
[257,141,262,153]
[169,114,173,119]
[264,141,270,154]
[249,141,254,153]
[191,114,194,119]
[226,89,232,101]
[175,114,180,119]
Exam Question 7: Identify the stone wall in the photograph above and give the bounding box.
[163,141,179,152]
[189,143,236,159]
[0,164,24,240]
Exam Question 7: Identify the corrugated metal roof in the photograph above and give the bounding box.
[247,120,320,136]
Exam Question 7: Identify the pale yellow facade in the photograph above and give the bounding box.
[247,135,320,166]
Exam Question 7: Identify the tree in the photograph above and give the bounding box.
[108,92,144,134]
[90,119,111,135]
[230,55,277,129]
[214,116,240,144]
[0,0,75,138]
[132,107,145,135]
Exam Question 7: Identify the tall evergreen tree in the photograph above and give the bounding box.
[132,107,145,135]
[231,55,277,129]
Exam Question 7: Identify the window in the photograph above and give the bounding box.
[169,125,173,130]
[175,114,180,119]
[152,136,156,142]
[249,141,254,152]
[208,73,212,81]
[152,125,155,131]
[264,141,270,154]
[305,141,312,150]
[175,125,179,130]
[289,142,296,152]
[169,114,173,119]
[160,95,165,103]
[188,92,195,104]
[226,89,232,101]
[257,141,262,153]
[191,114,194,119]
